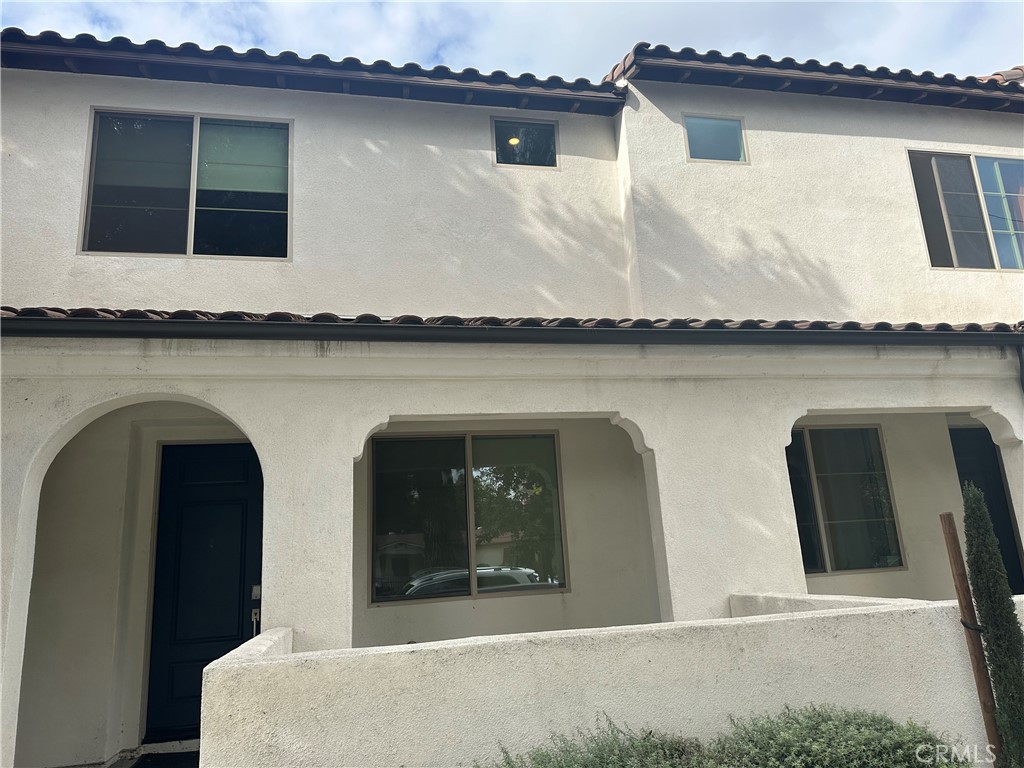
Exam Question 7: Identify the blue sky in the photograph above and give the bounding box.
[2,1,1021,82]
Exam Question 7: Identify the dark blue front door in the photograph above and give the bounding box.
[145,442,263,742]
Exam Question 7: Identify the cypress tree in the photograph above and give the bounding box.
[963,481,1024,767]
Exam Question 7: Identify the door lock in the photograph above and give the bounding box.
[251,608,261,637]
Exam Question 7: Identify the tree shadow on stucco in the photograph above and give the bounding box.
[301,114,631,319]
[631,183,855,321]
[301,103,857,323]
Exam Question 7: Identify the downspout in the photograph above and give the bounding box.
[1017,345,1024,394]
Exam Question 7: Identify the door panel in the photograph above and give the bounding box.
[145,443,263,743]
[949,428,1024,595]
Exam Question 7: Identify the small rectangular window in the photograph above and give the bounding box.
[684,115,745,162]
[85,112,289,258]
[371,433,566,603]
[908,150,1022,270]
[787,427,903,573]
[494,120,557,167]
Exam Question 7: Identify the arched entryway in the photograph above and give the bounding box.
[15,400,264,768]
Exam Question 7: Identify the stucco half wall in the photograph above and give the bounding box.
[200,597,1024,767]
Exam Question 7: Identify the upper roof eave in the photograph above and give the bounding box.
[1,307,1020,349]
[0,28,626,116]
[605,43,1024,114]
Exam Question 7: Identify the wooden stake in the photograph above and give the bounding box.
[940,512,1002,758]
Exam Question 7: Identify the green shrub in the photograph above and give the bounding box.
[963,481,1024,768]
[477,707,965,768]
[703,705,969,768]
[477,718,703,768]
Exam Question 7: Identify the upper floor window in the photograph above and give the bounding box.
[908,150,1023,270]
[371,433,567,603]
[493,119,557,167]
[786,427,903,574]
[683,115,746,162]
[84,112,289,258]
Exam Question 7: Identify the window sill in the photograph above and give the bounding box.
[927,265,1023,273]
[806,565,909,577]
[79,249,291,263]
[369,586,570,608]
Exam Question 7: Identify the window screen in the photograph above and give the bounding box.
[85,114,193,254]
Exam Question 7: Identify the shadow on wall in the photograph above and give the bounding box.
[299,111,630,318]
[632,183,854,320]
[640,82,1024,147]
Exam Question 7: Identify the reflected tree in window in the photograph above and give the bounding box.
[472,436,564,587]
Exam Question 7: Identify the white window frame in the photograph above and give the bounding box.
[908,149,1024,271]
[681,112,750,165]
[490,116,561,170]
[367,430,571,606]
[795,426,908,576]
[78,107,294,261]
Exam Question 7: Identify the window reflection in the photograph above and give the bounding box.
[684,116,745,162]
[86,114,193,254]
[494,120,557,167]
[372,438,469,601]
[472,436,565,592]
[371,434,567,602]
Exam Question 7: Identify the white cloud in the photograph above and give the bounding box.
[2,1,1020,81]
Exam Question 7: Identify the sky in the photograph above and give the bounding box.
[1,1,1021,83]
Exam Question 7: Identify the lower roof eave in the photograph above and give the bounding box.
[1,317,1021,348]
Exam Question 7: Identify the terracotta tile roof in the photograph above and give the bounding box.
[2,307,1020,346]
[980,66,1024,85]
[4,29,1019,115]
[605,43,1024,113]
[0,28,624,116]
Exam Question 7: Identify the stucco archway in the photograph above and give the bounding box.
[12,397,265,768]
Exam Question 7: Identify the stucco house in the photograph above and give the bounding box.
[1,29,1022,768]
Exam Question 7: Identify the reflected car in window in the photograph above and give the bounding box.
[401,566,550,597]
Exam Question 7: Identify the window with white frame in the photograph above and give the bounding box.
[84,112,289,258]
[785,427,903,573]
[683,115,746,162]
[371,433,567,602]
[908,150,1023,270]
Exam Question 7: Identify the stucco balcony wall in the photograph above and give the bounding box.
[200,598,1024,767]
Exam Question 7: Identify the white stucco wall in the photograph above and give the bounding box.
[3,69,1022,323]
[351,418,661,647]
[2,336,1020,767]
[200,599,1024,767]
[0,69,629,318]
[728,590,924,616]
[621,82,1024,323]
[13,402,246,768]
